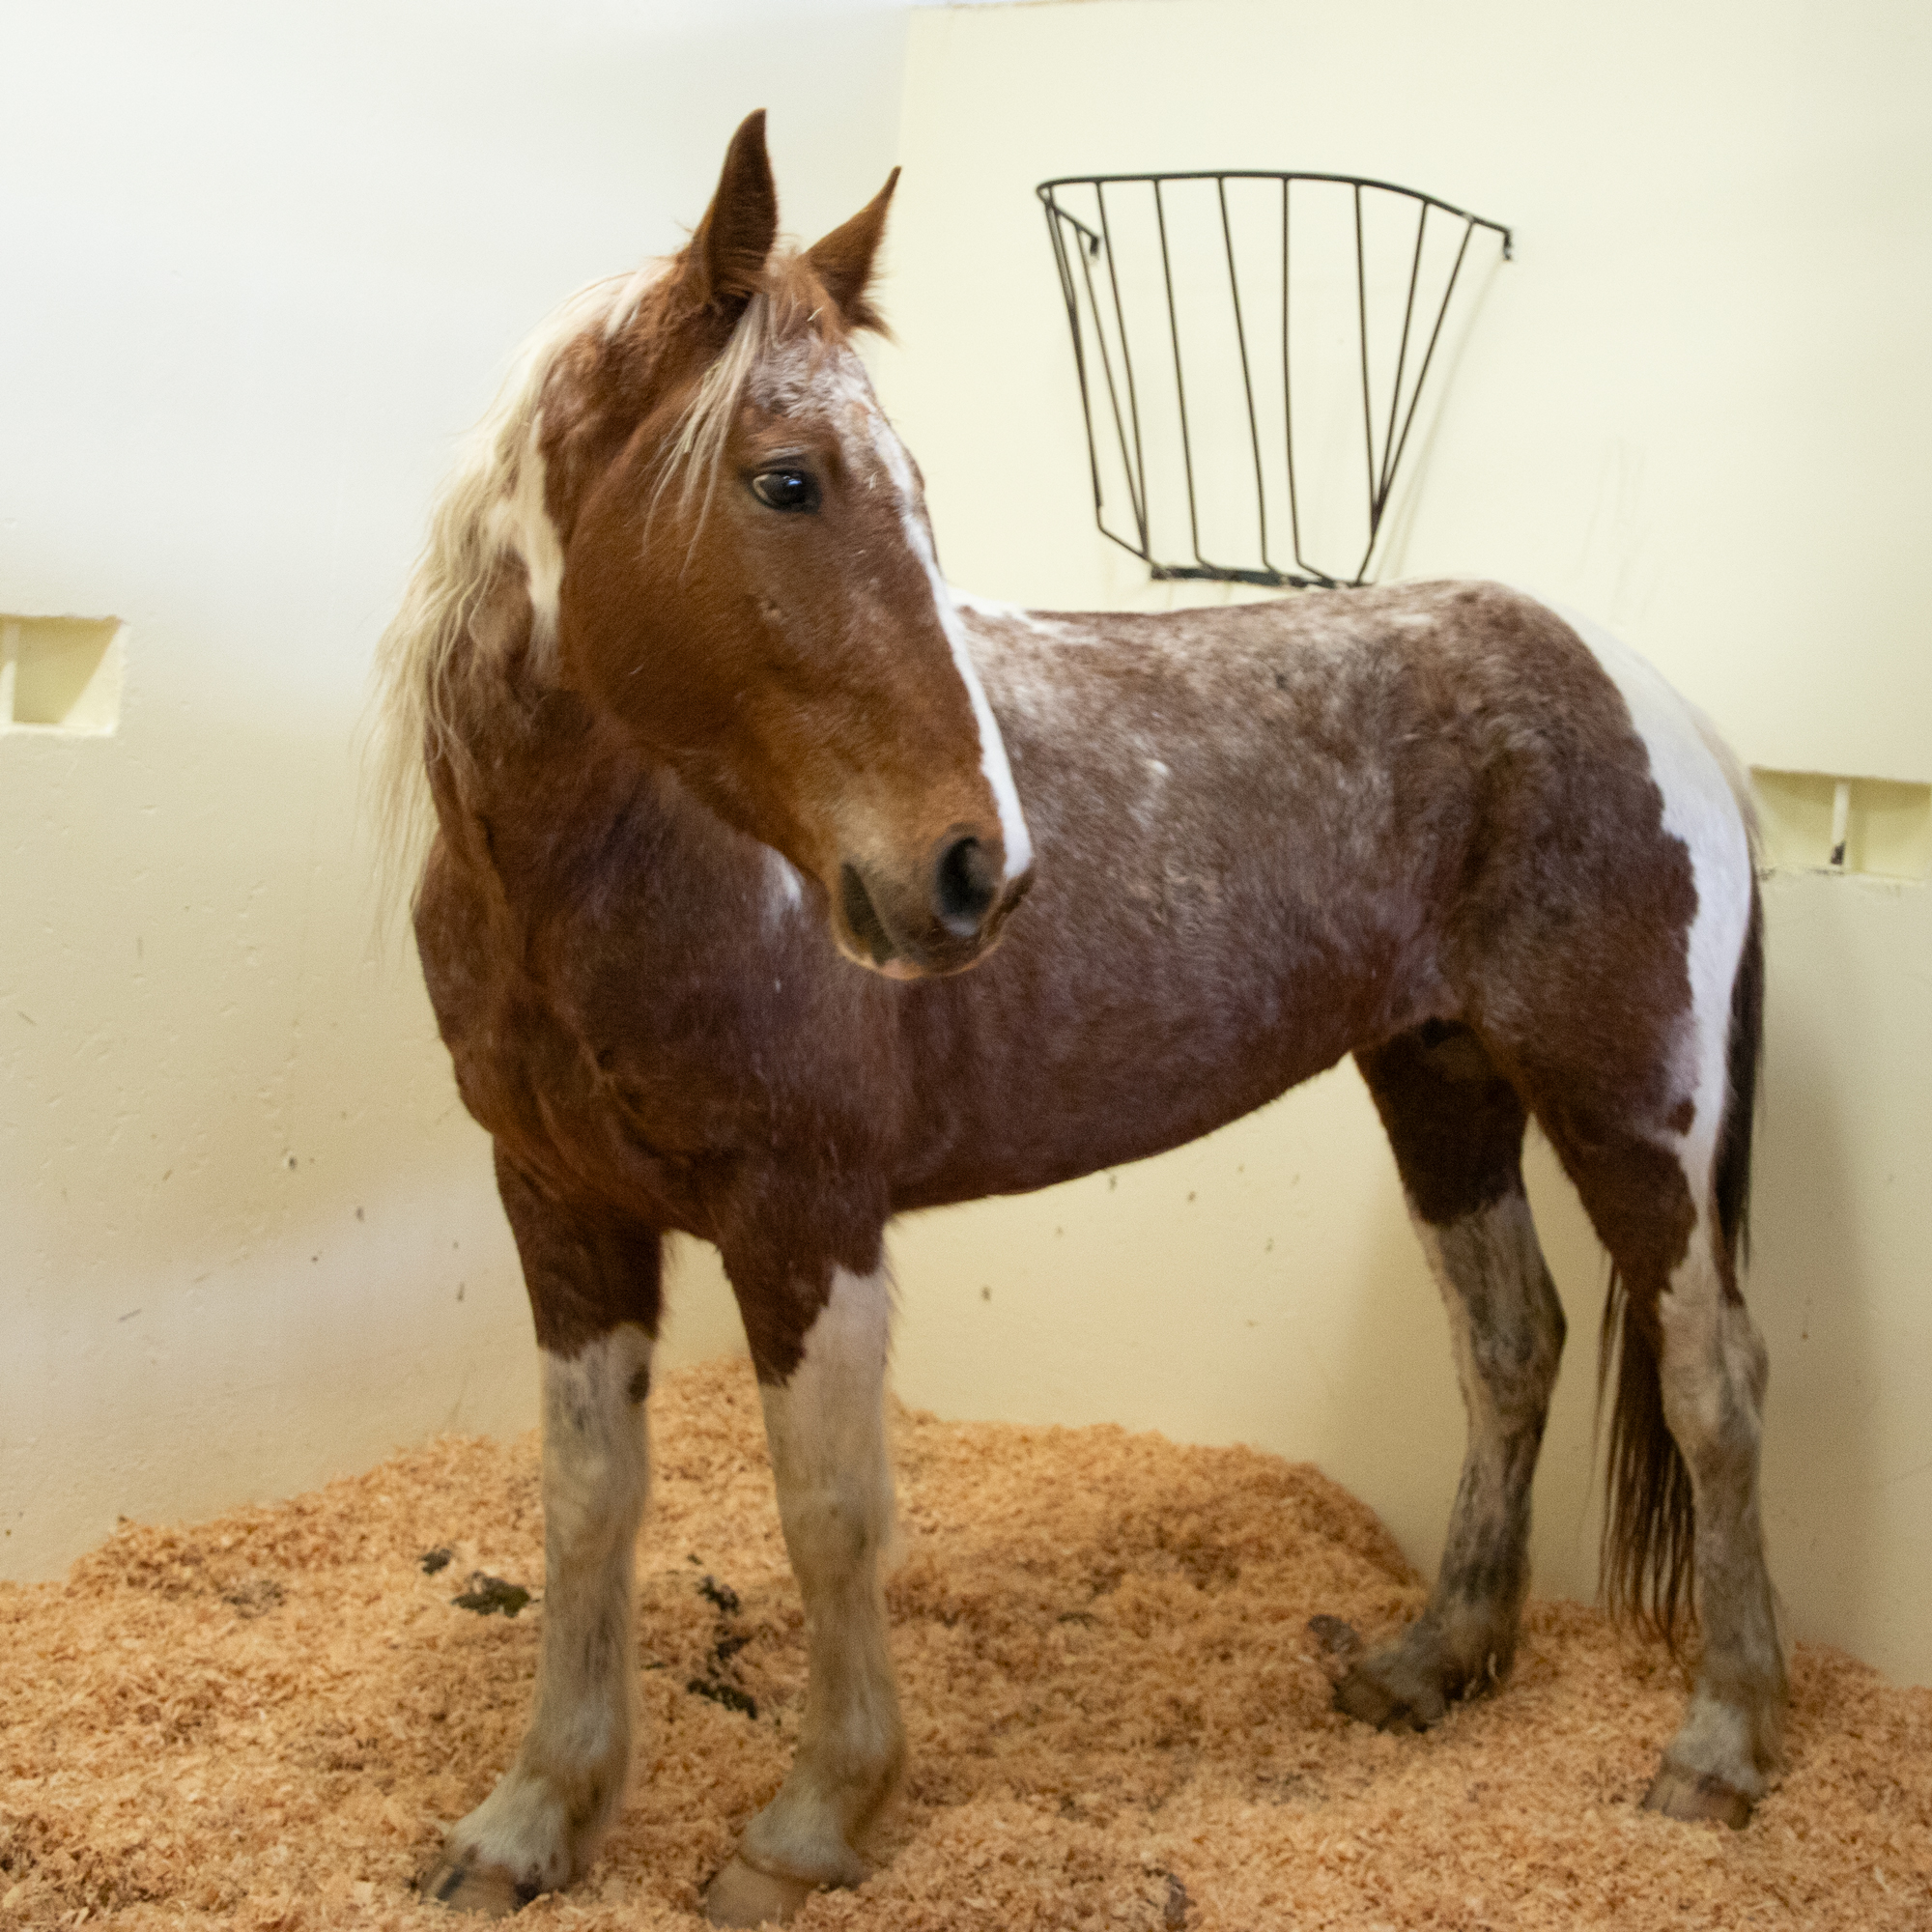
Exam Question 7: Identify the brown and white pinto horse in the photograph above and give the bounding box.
[377,112,1781,1924]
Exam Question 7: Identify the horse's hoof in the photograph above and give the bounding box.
[420,1856,536,1917]
[1331,1660,1447,1733]
[1306,1615,1361,1672]
[703,1856,819,1927]
[1642,1762,1754,1829]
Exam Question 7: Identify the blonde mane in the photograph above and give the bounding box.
[367,272,633,917]
[366,254,832,923]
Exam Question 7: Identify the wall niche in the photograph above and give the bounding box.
[1,615,124,735]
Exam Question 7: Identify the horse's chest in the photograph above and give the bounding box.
[423,841,885,1227]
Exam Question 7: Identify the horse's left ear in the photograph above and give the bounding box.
[804,168,900,333]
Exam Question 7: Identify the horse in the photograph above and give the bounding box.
[374,110,1782,1924]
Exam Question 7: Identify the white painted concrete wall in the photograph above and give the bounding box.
[868,0,1932,1687]
[0,0,905,1577]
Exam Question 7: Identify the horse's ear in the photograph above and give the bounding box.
[804,167,900,334]
[683,109,780,312]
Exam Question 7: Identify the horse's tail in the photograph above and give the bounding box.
[1600,757,1764,1648]
[1714,874,1766,1275]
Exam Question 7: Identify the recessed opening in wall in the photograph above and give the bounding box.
[1,615,124,734]
[1751,768,1932,880]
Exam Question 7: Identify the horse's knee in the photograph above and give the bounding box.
[537,1330,653,1551]
[777,1473,890,1578]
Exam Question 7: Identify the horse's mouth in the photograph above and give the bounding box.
[839,863,901,971]
[835,859,1030,980]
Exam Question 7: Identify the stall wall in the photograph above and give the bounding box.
[866,0,1932,1685]
[0,0,905,1578]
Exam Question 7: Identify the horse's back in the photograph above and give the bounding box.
[895,581,1750,1206]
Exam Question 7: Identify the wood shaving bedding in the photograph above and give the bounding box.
[2,1358,1927,1929]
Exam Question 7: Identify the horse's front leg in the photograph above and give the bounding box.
[1334,1029,1563,1726]
[706,1256,904,1928]
[426,1156,659,1915]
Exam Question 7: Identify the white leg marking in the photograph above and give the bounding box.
[440,1325,652,1898]
[734,1265,904,1891]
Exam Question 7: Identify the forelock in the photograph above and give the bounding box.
[663,250,877,505]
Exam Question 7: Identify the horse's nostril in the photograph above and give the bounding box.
[933,835,998,938]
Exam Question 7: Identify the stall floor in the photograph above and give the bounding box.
[4,1358,1928,1929]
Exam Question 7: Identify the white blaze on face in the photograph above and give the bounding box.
[826,352,1034,886]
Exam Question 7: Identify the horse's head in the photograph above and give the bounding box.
[542,112,1032,979]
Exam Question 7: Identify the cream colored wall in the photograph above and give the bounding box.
[865,0,1932,1685]
[0,0,906,1580]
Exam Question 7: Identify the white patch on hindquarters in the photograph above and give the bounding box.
[736,1265,904,1889]
[1539,599,1751,1184]
[1535,596,1783,1797]
[440,1325,653,1896]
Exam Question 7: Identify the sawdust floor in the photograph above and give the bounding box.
[4,1358,1930,1931]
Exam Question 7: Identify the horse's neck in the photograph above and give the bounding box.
[431,590,758,925]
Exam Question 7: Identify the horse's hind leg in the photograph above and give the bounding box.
[1333,1022,1565,1728]
[1639,1208,1781,1825]
[1493,776,1780,1826]
[706,1248,903,1928]
[1537,1062,1782,1819]
[425,1152,658,1915]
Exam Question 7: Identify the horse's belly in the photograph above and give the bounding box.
[890,921,1417,1209]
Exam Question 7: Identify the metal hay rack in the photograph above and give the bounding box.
[1038,171,1512,590]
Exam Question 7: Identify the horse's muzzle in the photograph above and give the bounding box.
[837,825,1032,978]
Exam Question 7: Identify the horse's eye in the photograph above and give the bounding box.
[750,469,820,513]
